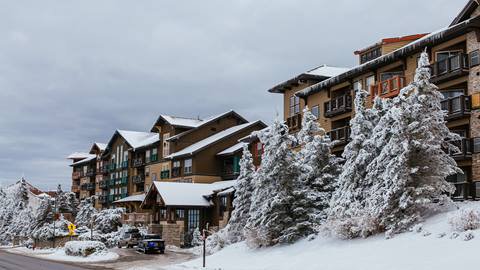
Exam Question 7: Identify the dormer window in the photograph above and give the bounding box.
[360,47,381,64]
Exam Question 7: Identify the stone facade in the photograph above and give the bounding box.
[467,29,480,187]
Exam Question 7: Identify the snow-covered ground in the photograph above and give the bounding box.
[167,201,480,270]
[6,246,119,263]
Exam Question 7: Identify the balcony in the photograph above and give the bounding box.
[98,195,108,204]
[121,176,128,185]
[431,53,469,84]
[370,76,406,99]
[160,170,170,179]
[86,183,95,191]
[449,138,473,161]
[72,171,81,180]
[172,167,181,178]
[441,95,471,120]
[86,169,95,177]
[151,154,158,162]
[99,180,108,189]
[286,114,302,132]
[324,94,353,118]
[327,126,351,145]
[132,175,145,184]
[108,163,117,172]
[222,167,240,180]
[133,158,145,167]
[101,164,109,175]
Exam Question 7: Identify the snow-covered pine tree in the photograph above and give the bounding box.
[75,197,98,227]
[327,89,388,239]
[365,51,459,237]
[245,118,302,247]
[93,208,124,233]
[192,227,203,247]
[295,107,341,226]
[56,184,79,216]
[225,144,256,244]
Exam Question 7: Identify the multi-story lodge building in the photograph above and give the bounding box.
[68,110,266,245]
[269,0,480,200]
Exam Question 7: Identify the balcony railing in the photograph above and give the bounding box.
[431,53,469,83]
[327,126,351,145]
[133,158,144,167]
[107,163,117,172]
[151,154,158,162]
[449,138,473,160]
[370,76,406,99]
[324,94,353,118]
[86,169,95,177]
[286,114,302,132]
[121,176,128,185]
[132,175,145,184]
[441,95,471,120]
[72,171,81,180]
[99,180,108,189]
[161,170,170,179]
[121,161,128,169]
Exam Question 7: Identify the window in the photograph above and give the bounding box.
[152,173,157,181]
[311,105,320,119]
[365,75,375,93]
[470,50,480,67]
[353,80,363,91]
[380,72,403,82]
[145,166,150,177]
[187,209,200,231]
[173,161,181,168]
[360,47,381,64]
[163,133,170,157]
[184,159,192,174]
[473,138,480,153]
[160,209,167,220]
[289,95,300,117]
[145,150,151,163]
[175,209,185,220]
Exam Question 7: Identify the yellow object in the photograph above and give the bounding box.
[472,93,480,109]
[68,223,76,236]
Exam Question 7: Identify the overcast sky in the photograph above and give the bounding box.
[0,0,467,190]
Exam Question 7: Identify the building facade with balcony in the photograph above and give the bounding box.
[270,0,480,200]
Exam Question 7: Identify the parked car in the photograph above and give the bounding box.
[137,234,165,254]
[118,228,142,248]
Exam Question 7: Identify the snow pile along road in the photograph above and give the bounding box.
[168,202,480,270]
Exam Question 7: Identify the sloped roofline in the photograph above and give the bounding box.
[150,115,202,132]
[450,0,479,26]
[166,110,249,142]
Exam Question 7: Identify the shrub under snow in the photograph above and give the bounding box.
[449,208,480,232]
[64,241,107,257]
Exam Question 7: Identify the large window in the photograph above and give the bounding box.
[175,209,185,220]
[311,105,320,119]
[365,75,375,93]
[187,209,200,231]
[163,133,170,157]
[289,95,300,117]
[145,150,151,163]
[184,159,193,174]
[470,50,480,67]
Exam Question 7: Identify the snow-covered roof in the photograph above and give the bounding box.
[166,110,249,141]
[305,65,350,77]
[70,156,96,166]
[165,121,263,159]
[116,130,160,150]
[67,152,95,160]
[297,15,480,98]
[158,115,204,128]
[217,187,235,196]
[268,65,350,93]
[216,142,247,156]
[149,180,236,207]
[94,142,107,151]
[113,193,146,204]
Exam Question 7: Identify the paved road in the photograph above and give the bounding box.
[0,249,96,270]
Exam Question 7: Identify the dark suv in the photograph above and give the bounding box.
[137,234,165,254]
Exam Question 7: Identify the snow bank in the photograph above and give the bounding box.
[168,202,480,270]
[64,240,106,257]
[6,246,119,263]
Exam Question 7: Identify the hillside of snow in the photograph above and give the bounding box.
[168,201,480,270]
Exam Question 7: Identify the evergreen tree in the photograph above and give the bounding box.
[366,51,459,236]
[225,145,256,243]
[192,227,203,247]
[296,107,341,225]
[75,197,98,227]
[327,89,389,238]
[56,184,79,216]
[245,118,300,247]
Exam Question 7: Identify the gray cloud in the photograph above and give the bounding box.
[0,0,466,190]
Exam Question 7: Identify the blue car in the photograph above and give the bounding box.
[137,234,165,254]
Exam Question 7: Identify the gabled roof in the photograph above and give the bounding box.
[67,152,94,160]
[354,33,428,55]
[150,115,203,132]
[268,65,349,94]
[70,155,96,167]
[166,110,249,142]
[297,15,480,98]
[104,130,159,153]
[89,142,107,154]
[143,180,236,207]
[165,121,265,159]
[450,0,479,26]
[216,142,247,156]
[113,193,146,204]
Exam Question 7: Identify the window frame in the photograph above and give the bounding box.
[311,105,320,119]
